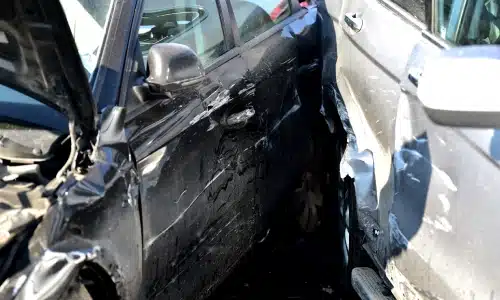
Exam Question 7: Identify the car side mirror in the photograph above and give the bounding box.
[146,43,205,93]
[418,45,500,128]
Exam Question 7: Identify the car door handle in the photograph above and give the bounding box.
[344,12,363,32]
[408,67,422,87]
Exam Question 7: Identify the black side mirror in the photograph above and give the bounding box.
[146,43,205,93]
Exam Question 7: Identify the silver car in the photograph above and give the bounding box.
[325,0,500,299]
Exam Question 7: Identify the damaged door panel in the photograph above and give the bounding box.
[127,52,258,299]
[231,0,322,228]
[126,1,324,298]
[0,0,326,299]
[0,107,144,300]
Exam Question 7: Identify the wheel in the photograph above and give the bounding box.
[337,176,364,298]
[66,263,119,300]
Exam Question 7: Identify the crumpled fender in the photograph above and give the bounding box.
[0,107,143,300]
[0,247,100,300]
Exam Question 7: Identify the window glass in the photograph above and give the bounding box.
[230,0,292,43]
[61,0,115,77]
[436,0,500,44]
[139,0,226,66]
[435,0,454,39]
[390,0,426,22]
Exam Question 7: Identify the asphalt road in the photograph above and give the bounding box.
[208,114,348,300]
[208,224,344,300]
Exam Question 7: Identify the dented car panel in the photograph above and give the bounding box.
[0,0,324,299]
[1,107,143,300]
[326,0,500,298]
[127,3,323,298]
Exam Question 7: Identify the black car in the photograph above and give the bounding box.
[0,0,324,299]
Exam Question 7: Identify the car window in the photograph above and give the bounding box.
[389,0,426,23]
[436,0,500,45]
[139,0,226,67]
[435,0,455,39]
[229,0,292,43]
[60,0,115,77]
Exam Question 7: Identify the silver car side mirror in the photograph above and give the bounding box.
[418,45,500,128]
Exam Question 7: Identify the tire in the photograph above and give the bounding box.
[66,263,119,300]
[337,176,364,298]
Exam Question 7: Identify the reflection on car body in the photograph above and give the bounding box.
[0,0,325,299]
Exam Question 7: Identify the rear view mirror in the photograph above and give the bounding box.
[418,45,500,128]
[146,43,204,93]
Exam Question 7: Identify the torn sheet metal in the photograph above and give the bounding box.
[339,149,377,211]
[0,107,143,300]
[315,2,383,260]
[0,247,100,300]
[321,64,378,212]
[315,0,378,213]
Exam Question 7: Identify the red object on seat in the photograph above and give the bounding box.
[270,0,289,21]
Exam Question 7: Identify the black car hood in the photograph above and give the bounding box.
[0,0,96,139]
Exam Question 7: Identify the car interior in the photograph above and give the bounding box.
[461,0,500,44]
[138,0,292,64]
[139,7,208,52]
[439,0,500,44]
